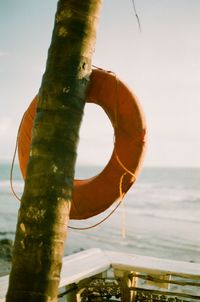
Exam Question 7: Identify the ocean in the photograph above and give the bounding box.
[0,162,200,265]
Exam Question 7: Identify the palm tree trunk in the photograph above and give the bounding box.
[6,1,102,301]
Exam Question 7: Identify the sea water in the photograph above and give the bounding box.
[0,162,200,264]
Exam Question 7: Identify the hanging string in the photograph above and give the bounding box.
[68,200,123,231]
[115,150,136,183]
[10,133,21,202]
[10,66,136,234]
[10,114,25,203]
[131,0,142,32]
[111,70,136,239]
[121,198,126,239]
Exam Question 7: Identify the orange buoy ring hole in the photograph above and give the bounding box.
[18,68,146,220]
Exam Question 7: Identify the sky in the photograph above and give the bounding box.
[1,0,200,167]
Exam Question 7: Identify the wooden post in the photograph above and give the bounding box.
[114,269,138,302]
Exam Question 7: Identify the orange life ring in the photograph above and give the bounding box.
[18,68,146,220]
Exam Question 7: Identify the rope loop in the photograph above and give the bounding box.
[10,66,137,232]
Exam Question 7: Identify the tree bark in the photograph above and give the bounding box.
[6,1,102,301]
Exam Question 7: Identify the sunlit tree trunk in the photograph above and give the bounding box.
[6,1,102,301]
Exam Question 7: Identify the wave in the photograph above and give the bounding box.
[117,206,200,224]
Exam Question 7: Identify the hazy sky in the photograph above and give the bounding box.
[1,0,200,167]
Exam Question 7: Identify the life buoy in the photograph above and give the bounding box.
[18,68,146,220]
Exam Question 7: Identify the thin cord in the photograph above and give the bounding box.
[10,115,25,202]
[10,67,136,233]
[131,0,142,32]
[10,135,21,202]
[115,150,136,183]
[121,199,126,239]
[68,200,122,230]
